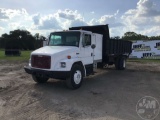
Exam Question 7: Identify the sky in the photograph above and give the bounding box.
[0,0,160,37]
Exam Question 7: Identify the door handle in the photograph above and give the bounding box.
[91,53,95,56]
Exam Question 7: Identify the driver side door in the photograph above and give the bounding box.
[80,33,93,65]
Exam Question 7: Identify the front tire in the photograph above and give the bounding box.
[66,64,84,89]
[32,75,49,83]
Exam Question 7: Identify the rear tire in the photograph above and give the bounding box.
[115,57,126,70]
[66,64,84,89]
[32,75,49,83]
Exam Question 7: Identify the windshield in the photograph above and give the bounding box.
[49,32,80,47]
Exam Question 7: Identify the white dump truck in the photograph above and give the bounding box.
[24,25,132,89]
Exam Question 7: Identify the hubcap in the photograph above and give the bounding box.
[74,70,82,84]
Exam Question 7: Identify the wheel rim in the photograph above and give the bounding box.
[73,70,82,84]
[123,59,126,68]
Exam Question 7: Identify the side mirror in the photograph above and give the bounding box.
[91,44,96,49]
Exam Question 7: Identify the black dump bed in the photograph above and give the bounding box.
[69,25,132,59]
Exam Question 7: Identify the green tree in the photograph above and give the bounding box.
[34,33,40,40]
[149,36,160,40]
[122,32,149,41]
[111,36,120,39]
[122,32,138,40]
[0,29,37,50]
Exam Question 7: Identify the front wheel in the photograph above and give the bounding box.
[32,75,49,83]
[66,64,84,89]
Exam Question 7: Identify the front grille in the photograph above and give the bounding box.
[31,55,51,69]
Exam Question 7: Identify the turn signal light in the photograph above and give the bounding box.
[67,55,71,59]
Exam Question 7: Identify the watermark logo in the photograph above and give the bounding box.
[136,96,160,120]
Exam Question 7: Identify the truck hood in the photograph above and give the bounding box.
[32,46,79,55]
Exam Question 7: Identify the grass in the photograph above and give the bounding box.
[128,58,160,63]
[0,50,32,61]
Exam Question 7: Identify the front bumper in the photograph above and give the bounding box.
[24,66,70,79]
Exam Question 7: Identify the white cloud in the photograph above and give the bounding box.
[91,11,95,14]
[37,9,88,31]
[0,8,33,35]
[154,16,160,24]
[32,14,40,25]
[55,9,89,28]
[0,8,123,37]
[70,19,88,27]
[31,9,88,31]
[88,18,98,25]
[8,23,20,29]
[124,0,160,18]
[110,27,125,37]
[0,26,4,30]
[137,0,160,17]
[1,1,160,38]
[57,9,83,20]
[8,23,27,31]
[0,8,29,20]
[99,15,116,24]
[0,8,9,19]
[141,26,160,36]
[99,10,119,24]
[121,0,160,36]
[31,13,62,30]
[38,15,61,30]
[89,10,123,28]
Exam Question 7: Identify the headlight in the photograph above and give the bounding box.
[60,62,66,68]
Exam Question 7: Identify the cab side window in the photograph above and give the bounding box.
[84,34,91,46]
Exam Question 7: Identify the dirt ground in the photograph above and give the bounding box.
[0,61,160,120]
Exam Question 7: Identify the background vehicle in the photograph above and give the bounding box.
[24,25,132,89]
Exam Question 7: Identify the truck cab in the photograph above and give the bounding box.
[24,30,102,89]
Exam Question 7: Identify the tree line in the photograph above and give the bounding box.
[0,29,46,50]
[0,29,160,50]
